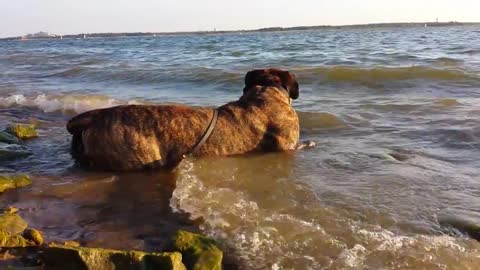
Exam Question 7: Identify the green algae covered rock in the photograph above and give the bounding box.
[0,143,33,161]
[170,230,223,270]
[0,211,44,248]
[2,206,20,214]
[6,124,38,140]
[439,210,480,241]
[0,213,29,235]
[41,245,186,270]
[0,230,33,248]
[0,175,32,193]
[0,131,21,144]
[23,229,44,245]
[63,240,81,247]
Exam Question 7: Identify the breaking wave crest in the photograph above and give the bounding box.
[293,66,478,85]
[31,65,479,86]
[0,94,142,114]
[170,158,480,269]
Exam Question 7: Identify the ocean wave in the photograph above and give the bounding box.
[33,64,479,87]
[433,98,462,107]
[170,158,480,269]
[0,93,350,129]
[433,57,464,66]
[39,66,243,85]
[456,49,480,55]
[359,98,464,112]
[0,94,142,114]
[293,66,477,85]
[298,111,348,131]
[41,67,86,78]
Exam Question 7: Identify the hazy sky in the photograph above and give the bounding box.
[0,0,478,37]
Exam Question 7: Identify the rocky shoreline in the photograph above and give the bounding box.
[1,211,222,270]
[0,180,224,270]
[0,123,225,270]
[2,122,479,269]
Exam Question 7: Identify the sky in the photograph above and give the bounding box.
[0,0,478,38]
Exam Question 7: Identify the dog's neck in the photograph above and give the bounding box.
[242,85,291,105]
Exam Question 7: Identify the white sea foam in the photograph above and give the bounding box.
[0,93,142,114]
[170,159,480,269]
[336,244,367,268]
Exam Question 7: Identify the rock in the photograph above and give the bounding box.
[170,230,223,270]
[0,212,40,249]
[0,131,20,144]
[0,213,29,235]
[439,209,480,241]
[23,229,44,245]
[0,143,33,161]
[2,206,20,214]
[63,240,81,247]
[0,230,33,248]
[41,245,186,270]
[0,175,32,193]
[6,124,38,140]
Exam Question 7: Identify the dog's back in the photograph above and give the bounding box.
[67,105,213,170]
[67,69,301,171]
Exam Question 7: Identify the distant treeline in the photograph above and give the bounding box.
[257,22,475,31]
[1,22,478,41]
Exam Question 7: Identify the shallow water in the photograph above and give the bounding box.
[1,26,480,269]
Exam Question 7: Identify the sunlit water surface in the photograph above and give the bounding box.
[1,26,480,269]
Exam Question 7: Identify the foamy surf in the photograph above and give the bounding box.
[170,158,480,269]
[0,93,143,114]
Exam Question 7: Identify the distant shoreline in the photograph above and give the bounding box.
[1,21,479,41]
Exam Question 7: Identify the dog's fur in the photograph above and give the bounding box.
[67,68,300,171]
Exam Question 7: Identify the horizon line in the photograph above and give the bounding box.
[2,21,479,40]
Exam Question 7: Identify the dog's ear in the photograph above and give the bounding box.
[277,70,299,100]
[243,69,299,100]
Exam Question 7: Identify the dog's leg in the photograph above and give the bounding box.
[71,133,90,167]
[163,150,186,170]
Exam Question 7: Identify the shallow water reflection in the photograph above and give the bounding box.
[0,171,197,252]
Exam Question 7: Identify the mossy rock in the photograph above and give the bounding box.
[0,175,32,193]
[0,131,21,144]
[23,229,44,245]
[63,240,81,247]
[170,230,223,270]
[0,230,33,248]
[6,124,38,140]
[0,143,33,161]
[439,210,480,241]
[2,206,20,214]
[41,245,186,270]
[0,213,29,235]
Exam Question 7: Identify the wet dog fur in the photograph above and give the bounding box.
[67,68,300,171]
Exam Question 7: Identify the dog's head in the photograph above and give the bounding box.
[243,68,299,100]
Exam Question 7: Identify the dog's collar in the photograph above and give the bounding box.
[189,108,218,156]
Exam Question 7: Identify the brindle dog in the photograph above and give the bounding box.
[67,68,301,171]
